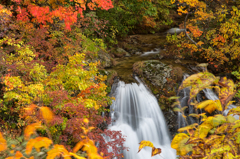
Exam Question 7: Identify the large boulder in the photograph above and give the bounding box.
[143,60,172,89]
[112,48,131,58]
[133,60,183,109]
[97,49,112,68]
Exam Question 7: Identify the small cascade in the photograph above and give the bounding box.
[109,79,176,159]
[177,80,239,130]
[177,74,200,128]
[141,48,161,56]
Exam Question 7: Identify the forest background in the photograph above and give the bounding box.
[0,0,240,158]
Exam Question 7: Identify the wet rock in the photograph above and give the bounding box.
[158,54,164,59]
[166,28,186,34]
[125,52,131,57]
[175,59,181,64]
[112,48,129,58]
[98,49,112,68]
[163,111,178,139]
[171,66,184,82]
[133,60,184,109]
[143,60,172,89]
[135,51,142,55]
[88,49,111,68]
[99,69,118,87]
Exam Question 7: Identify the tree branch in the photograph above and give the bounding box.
[184,12,202,49]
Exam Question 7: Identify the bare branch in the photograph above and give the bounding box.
[184,12,202,49]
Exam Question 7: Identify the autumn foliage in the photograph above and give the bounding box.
[171,70,240,158]
[167,0,240,73]
[138,140,162,157]
[12,0,113,30]
[0,109,105,159]
[0,1,126,158]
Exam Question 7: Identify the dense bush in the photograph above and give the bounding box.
[0,1,126,158]
[166,0,240,73]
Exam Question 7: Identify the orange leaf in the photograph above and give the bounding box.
[15,151,23,159]
[89,127,95,131]
[151,147,161,157]
[24,122,43,140]
[39,107,54,123]
[6,151,23,159]
[26,137,53,155]
[24,104,37,115]
[73,139,87,153]
[46,144,71,159]
[204,103,217,114]
[0,132,7,152]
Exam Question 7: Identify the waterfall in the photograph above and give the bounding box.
[108,79,176,159]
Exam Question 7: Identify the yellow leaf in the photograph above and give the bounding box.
[212,114,226,127]
[178,123,198,133]
[178,72,204,91]
[226,115,236,123]
[0,132,7,152]
[171,133,192,156]
[83,118,89,124]
[215,100,222,111]
[26,137,53,155]
[204,103,217,113]
[198,124,212,138]
[196,100,222,113]
[171,133,189,149]
[39,107,54,123]
[82,140,98,154]
[196,100,215,109]
[138,140,154,153]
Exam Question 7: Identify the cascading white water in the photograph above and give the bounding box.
[177,74,200,128]
[109,79,176,159]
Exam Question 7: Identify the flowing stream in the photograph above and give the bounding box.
[108,78,176,159]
